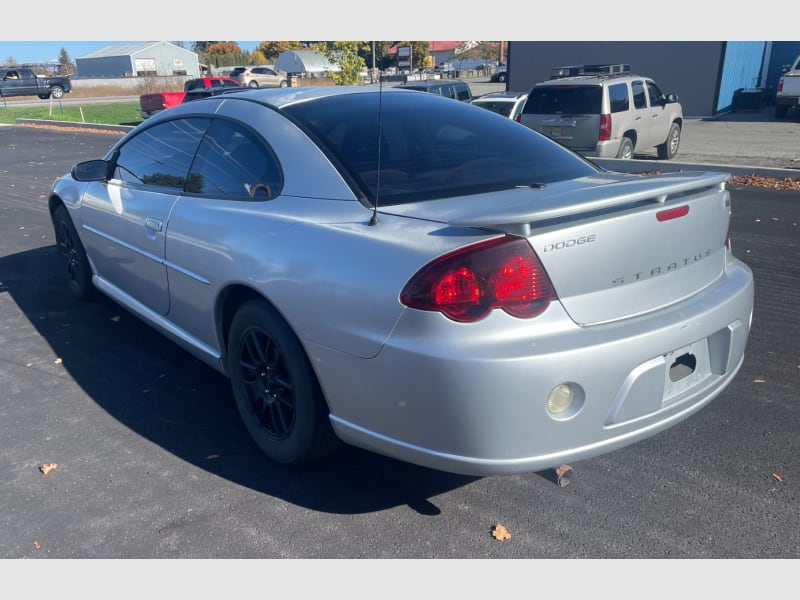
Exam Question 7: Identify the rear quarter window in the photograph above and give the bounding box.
[608,83,629,113]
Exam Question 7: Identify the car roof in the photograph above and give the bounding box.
[398,80,467,89]
[473,91,527,101]
[161,85,414,115]
[534,73,650,87]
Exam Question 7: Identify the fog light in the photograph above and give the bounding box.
[547,384,575,415]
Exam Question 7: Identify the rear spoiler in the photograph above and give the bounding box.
[449,171,730,236]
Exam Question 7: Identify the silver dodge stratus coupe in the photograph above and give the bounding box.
[48,86,754,476]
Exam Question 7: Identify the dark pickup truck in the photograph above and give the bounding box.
[0,67,71,100]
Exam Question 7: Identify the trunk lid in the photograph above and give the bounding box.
[383,171,732,326]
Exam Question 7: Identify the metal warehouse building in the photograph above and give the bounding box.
[506,41,800,117]
[74,41,201,78]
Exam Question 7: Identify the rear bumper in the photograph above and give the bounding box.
[316,258,754,476]
[776,95,800,106]
[582,139,622,158]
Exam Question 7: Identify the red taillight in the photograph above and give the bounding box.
[400,236,556,322]
[598,114,612,141]
[777,78,784,93]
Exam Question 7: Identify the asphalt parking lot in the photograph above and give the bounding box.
[0,106,799,590]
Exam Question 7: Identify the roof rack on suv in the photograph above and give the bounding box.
[550,64,631,79]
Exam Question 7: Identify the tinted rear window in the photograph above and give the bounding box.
[473,101,514,117]
[523,85,603,115]
[283,91,597,206]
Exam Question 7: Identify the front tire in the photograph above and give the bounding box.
[657,122,681,159]
[52,204,95,299]
[50,85,65,99]
[248,80,259,88]
[226,301,340,465]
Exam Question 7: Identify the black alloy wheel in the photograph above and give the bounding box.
[53,204,95,299]
[227,301,340,465]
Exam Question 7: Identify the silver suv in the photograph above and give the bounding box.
[230,65,288,88]
[519,64,683,159]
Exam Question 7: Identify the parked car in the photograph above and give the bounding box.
[775,52,800,118]
[519,64,683,159]
[491,64,507,83]
[48,86,753,477]
[182,86,247,103]
[184,76,242,92]
[230,65,288,88]
[396,80,473,102]
[470,91,528,121]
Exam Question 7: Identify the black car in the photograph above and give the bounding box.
[396,80,473,102]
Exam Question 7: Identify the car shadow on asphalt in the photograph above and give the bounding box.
[2,244,487,515]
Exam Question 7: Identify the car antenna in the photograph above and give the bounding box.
[369,74,383,227]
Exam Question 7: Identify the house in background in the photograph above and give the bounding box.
[506,41,800,117]
[74,41,201,78]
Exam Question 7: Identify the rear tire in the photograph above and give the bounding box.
[248,81,259,88]
[775,104,788,118]
[50,85,65,99]
[52,204,96,300]
[226,300,341,465]
[616,136,634,159]
[657,122,681,159]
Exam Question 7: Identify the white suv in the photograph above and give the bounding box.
[775,52,800,118]
[519,64,683,159]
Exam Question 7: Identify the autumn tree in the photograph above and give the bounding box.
[255,41,305,62]
[206,42,242,56]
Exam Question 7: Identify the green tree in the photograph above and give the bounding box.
[315,41,367,85]
[452,41,480,70]
[57,48,73,74]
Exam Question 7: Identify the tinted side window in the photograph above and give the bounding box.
[608,83,629,113]
[188,118,283,200]
[646,82,664,107]
[454,85,472,101]
[632,81,647,109]
[114,118,209,189]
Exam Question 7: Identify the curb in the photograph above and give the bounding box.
[15,119,135,133]
[593,158,800,180]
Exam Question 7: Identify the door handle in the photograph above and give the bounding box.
[145,218,163,232]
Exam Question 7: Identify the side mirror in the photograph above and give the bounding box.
[665,93,679,103]
[71,159,111,182]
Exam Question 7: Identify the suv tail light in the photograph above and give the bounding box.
[400,236,556,322]
[598,114,612,141]
[777,78,784,93]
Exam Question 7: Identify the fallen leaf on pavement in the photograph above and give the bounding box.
[39,463,58,475]
[753,379,766,383]
[492,524,511,541]
[33,541,41,550]
[772,473,783,482]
